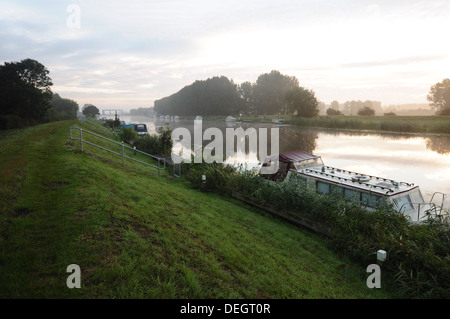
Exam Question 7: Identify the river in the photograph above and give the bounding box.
[104,115,450,207]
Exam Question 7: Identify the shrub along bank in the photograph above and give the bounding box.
[184,162,450,298]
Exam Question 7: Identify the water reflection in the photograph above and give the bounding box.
[279,127,318,154]
[112,115,450,155]
[108,115,450,204]
[426,136,450,155]
[312,129,450,155]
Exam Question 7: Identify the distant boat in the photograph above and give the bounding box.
[272,119,284,124]
[226,116,236,122]
[121,121,135,128]
[133,123,149,136]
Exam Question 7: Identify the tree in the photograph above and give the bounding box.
[285,87,319,117]
[253,70,299,115]
[330,100,340,110]
[326,108,343,115]
[427,78,450,114]
[82,104,100,117]
[47,93,79,120]
[154,76,241,116]
[238,81,255,115]
[358,106,375,116]
[0,58,53,122]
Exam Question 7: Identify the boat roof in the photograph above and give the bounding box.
[264,150,320,164]
[265,150,419,197]
[297,166,419,196]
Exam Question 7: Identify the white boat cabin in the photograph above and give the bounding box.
[262,150,447,223]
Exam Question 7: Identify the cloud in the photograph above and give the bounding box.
[1,0,450,108]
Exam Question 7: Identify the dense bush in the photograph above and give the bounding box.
[104,119,121,130]
[326,108,343,115]
[358,106,376,116]
[117,127,138,144]
[0,115,32,130]
[132,124,173,156]
[181,163,450,298]
[183,156,240,193]
[133,134,162,155]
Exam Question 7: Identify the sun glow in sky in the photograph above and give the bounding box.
[1,0,450,109]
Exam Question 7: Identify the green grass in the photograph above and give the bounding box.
[0,120,394,298]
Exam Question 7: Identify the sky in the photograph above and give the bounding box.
[1,0,450,110]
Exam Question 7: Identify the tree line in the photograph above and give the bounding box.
[2,58,448,131]
[0,58,81,130]
[326,100,382,116]
[154,70,319,117]
[155,72,450,118]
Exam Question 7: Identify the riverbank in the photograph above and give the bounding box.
[190,115,450,135]
[0,120,391,298]
[288,115,450,135]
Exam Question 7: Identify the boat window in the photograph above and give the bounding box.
[317,181,330,194]
[344,188,360,202]
[135,124,146,131]
[294,158,324,169]
[362,193,381,208]
[330,185,343,196]
[395,195,414,212]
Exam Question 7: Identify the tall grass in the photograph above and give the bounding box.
[289,116,450,134]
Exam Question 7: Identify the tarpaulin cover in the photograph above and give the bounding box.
[263,150,318,164]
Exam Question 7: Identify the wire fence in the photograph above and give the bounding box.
[69,126,167,177]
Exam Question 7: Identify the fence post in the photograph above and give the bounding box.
[80,128,83,152]
[158,158,160,177]
[122,141,125,167]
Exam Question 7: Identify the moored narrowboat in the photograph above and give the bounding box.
[261,150,448,223]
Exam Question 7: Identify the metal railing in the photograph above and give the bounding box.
[399,200,448,222]
[69,126,166,176]
[171,154,183,178]
[430,192,448,214]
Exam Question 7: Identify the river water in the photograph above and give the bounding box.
[105,115,450,206]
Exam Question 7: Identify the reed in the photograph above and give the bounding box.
[289,115,450,134]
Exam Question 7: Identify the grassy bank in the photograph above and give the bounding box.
[288,115,450,135]
[0,120,392,298]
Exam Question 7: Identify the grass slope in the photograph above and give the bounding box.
[0,120,392,298]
